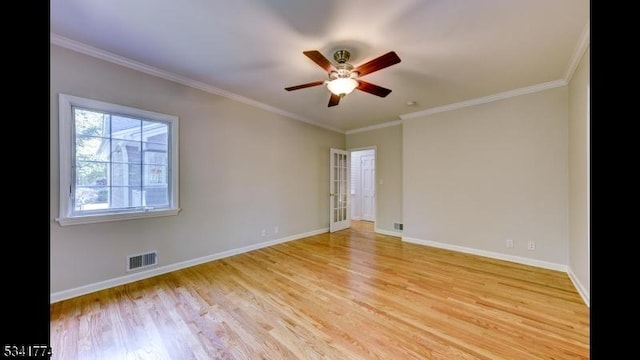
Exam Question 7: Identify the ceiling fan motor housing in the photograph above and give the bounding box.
[329,50,358,80]
[333,50,351,63]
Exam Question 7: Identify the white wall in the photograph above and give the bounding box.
[403,87,569,266]
[568,47,590,304]
[346,125,403,235]
[50,45,345,298]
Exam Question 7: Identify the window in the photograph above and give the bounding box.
[57,94,180,225]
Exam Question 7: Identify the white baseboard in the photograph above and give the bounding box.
[401,236,567,272]
[403,237,590,308]
[50,228,329,303]
[52,230,588,307]
[567,266,590,307]
[375,227,403,238]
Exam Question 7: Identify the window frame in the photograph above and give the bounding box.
[56,93,180,226]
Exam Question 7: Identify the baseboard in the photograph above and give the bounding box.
[374,227,403,238]
[403,237,589,307]
[50,227,329,303]
[377,233,588,308]
[567,266,590,307]
[401,236,567,272]
[52,230,586,306]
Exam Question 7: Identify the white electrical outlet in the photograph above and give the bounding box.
[506,239,513,248]
[528,241,535,250]
[274,226,279,234]
[261,229,267,237]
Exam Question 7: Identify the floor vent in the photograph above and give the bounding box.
[394,222,404,231]
[127,251,158,271]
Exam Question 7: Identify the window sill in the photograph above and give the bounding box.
[55,208,181,226]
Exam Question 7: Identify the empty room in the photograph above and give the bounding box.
[49,1,590,359]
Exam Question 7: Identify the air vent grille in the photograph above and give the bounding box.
[127,251,158,271]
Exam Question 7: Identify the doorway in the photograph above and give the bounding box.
[350,148,376,223]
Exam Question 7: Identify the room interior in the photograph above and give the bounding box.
[49,0,590,357]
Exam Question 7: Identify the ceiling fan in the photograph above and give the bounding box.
[285,49,401,107]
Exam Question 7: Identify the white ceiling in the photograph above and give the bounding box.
[50,0,590,133]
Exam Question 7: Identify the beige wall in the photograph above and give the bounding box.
[568,47,590,301]
[346,125,403,234]
[403,87,569,265]
[50,45,344,295]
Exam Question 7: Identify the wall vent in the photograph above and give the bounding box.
[394,223,403,231]
[127,251,158,271]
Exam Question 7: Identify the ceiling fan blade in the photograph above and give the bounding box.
[303,50,336,72]
[353,51,401,77]
[285,80,325,91]
[328,93,341,107]
[356,80,392,97]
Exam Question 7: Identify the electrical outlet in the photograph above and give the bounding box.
[527,241,535,250]
[274,226,279,234]
[506,239,513,248]
[261,229,266,237]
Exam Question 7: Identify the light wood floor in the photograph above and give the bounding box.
[50,221,589,359]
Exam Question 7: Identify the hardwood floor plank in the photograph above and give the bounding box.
[51,221,589,359]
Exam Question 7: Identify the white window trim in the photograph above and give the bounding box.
[56,93,180,226]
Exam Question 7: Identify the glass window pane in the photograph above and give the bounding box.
[74,108,109,137]
[130,188,145,207]
[76,161,108,186]
[112,163,142,186]
[143,150,167,165]
[74,187,109,211]
[111,116,141,141]
[112,141,143,164]
[144,141,167,152]
[144,187,168,207]
[76,137,110,161]
[143,164,167,185]
[143,121,168,144]
[110,186,142,209]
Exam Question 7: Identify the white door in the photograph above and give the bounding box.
[330,148,350,232]
[361,154,376,221]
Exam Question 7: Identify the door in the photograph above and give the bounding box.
[361,154,376,221]
[330,148,350,232]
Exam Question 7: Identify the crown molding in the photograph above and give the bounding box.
[346,79,567,133]
[52,25,588,136]
[345,120,402,135]
[563,21,590,82]
[50,33,345,134]
[399,80,566,121]
[350,21,589,130]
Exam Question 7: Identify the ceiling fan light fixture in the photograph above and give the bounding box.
[327,78,358,96]
[286,50,400,107]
